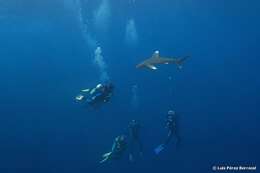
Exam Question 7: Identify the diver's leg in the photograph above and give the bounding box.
[164,130,173,145]
[173,131,180,147]
[154,130,173,155]
[137,138,143,156]
[129,139,134,162]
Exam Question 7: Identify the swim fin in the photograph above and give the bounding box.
[81,88,90,92]
[75,94,84,101]
[100,152,112,163]
[154,144,165,155]
[102,152,112,158]
[100,157,108,164]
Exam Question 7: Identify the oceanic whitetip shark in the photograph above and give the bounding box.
[136,50,189,70]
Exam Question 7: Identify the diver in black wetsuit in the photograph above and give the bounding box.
[128,120,143,162]
[75,82,114,106]
[154,110,180,154]
[86,82,114,105]
[100,135,127,163]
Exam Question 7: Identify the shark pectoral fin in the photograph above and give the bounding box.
[146,64,157,70]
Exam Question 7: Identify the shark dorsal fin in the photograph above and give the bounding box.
[152,50,160,59]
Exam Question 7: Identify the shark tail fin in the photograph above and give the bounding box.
[175,56,190,69]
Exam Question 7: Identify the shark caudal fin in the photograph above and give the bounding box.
[175,56,190,69]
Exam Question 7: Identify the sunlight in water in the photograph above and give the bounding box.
[63,0,97,49]
[131,84,139,110]
[94,0,111,33]
[125,18,138,46]
[94,46,109,82]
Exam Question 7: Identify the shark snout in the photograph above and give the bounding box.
[136,63,142,68]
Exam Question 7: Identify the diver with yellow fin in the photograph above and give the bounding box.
[75,82,114,106]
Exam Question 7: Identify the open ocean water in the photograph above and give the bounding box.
[0,0,259,173]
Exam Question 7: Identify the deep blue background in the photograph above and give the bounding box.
[0,0,259,172]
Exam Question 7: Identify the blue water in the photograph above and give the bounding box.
[0,0,259,172]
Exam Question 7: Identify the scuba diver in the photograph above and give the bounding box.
[75,82,114,106]
[128,120,143,162]
[154,110,180,155]
[100,135,127,164]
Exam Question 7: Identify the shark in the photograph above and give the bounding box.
[136,50,189,70]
